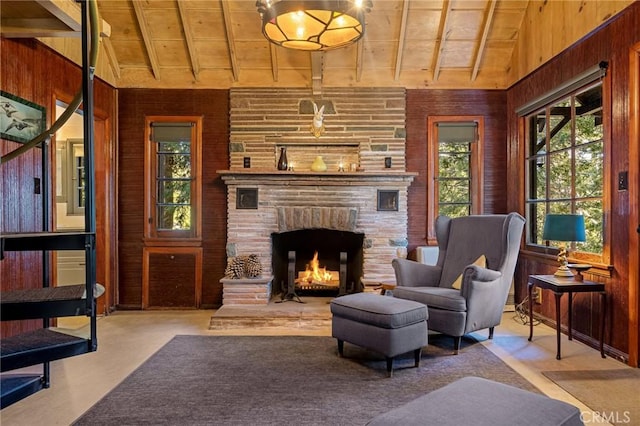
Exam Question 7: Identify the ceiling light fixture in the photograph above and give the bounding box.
[256,0,372,51]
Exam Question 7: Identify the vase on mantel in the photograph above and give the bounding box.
[311,156,327,172]
[277,147,288,171]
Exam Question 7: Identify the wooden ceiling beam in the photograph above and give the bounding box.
[220,0,239,82]
[35,0,81,32]
[471,0,497,81]
[1,0,110,38]
[394,0,410,81]
[432,0,453,81]
[0,18,77,37]
[177,0,199,81]
[131,0,160,80]
[101,36,121,80]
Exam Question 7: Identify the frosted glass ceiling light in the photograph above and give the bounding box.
[256,0,372,51]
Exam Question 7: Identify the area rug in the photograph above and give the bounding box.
[543,369,640,425]
[74,335,537,425]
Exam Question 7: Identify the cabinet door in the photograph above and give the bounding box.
[142,247,202,308]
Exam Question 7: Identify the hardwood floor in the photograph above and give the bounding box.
[0,300,632,425]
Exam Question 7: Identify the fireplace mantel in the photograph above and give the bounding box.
[218,170,418,186]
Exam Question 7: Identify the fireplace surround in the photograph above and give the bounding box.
[220,171,415,302]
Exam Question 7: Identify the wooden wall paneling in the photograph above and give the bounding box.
[628,42,640,367]
[116,90,146,308]
[507,0,635,86]
[118,89,229,308]
[505,2,640,359]
[1,38,118,335]
[405,89,507,256]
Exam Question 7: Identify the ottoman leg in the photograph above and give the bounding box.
[337,339,344,357]
[386,357,394,377]
[414,348,422,367]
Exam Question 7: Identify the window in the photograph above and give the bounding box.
[57,138,85,215]
[523,81,609,263]
[427,116,484,243]
[70,140,86,214]
[144,116,202,242]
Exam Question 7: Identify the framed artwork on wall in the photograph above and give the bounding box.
[377,190,399,211]
[0,91,46,144]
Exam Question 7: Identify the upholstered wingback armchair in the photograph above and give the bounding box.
[392,213,525,353]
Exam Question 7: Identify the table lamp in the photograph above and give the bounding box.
[542,214,586,277]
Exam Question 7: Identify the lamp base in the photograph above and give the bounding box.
[554,266,575,277]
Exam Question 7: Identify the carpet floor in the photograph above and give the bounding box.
[74,335,538,425]
[542,369,640,426]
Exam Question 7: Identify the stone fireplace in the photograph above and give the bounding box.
[220,87,415,304]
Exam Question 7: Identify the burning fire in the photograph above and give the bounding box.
[298,251,338,286]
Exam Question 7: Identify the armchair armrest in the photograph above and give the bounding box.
[460,265,502,295]
[392,258,442,287]
[461,266,507,329]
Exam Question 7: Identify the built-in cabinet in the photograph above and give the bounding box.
[142,247,202,308]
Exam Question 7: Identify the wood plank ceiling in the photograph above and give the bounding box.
[95,0,530,89]
[1,0,633,91]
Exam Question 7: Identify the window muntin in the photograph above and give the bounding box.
[73,150,86,212]
[154,130,192,232]
[525,82,604,256]
[144,117,202,241]
[427,117,483,243]
[437,140,472,217]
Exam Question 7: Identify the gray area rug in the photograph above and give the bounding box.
[74,335,538,425]
[543,369,640,426]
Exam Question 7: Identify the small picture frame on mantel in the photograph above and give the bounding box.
[236,188,258,209]
[377,190,399,211]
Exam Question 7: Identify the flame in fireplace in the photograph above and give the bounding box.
[299,251,335,285]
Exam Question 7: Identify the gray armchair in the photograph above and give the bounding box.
[392,213,525,353]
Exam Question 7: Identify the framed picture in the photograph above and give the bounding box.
[0,91,46,144]
[236,188,258,209]
[377,190,399,211]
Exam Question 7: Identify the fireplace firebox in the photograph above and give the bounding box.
[272,229,364,300]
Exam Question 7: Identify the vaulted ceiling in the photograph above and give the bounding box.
[93,0,530,90]
[1,0,634,91]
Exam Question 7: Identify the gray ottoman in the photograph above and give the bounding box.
[367,376,584,426]
[330,293,428,377]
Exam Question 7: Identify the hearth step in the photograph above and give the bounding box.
[0,284,104,321]
[0,328,94,372]
[0,374,45,409]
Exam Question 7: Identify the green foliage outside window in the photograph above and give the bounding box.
[438,141,472,218]
[154,130,192,231]
[526,83,604,255]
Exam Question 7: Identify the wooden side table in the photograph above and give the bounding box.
[527,274,606,360]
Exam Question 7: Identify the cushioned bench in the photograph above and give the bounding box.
[366,376,584,425]
[330,293,428,377]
